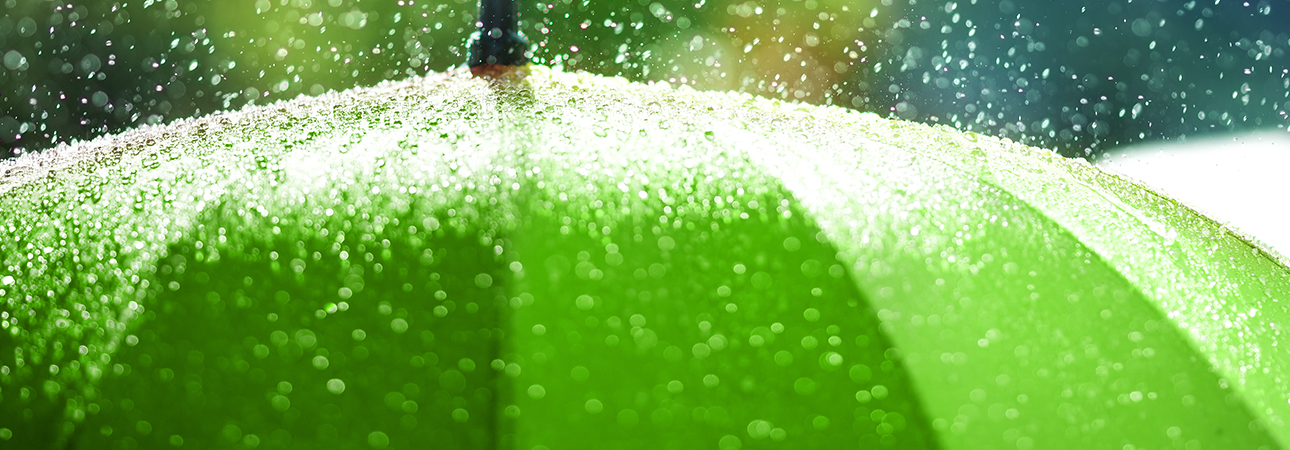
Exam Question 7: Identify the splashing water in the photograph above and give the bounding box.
[3,0,1286,159]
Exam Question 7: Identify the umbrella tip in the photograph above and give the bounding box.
[467,0,530,72]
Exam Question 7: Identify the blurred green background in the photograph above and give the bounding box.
[0,0,1287,159]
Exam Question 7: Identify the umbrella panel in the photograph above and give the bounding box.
[74,219,503,449]
[503,194,938,450]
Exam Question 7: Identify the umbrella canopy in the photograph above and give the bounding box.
[1,66,1288,450]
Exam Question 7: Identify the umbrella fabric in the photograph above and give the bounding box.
[1,66,1287,450]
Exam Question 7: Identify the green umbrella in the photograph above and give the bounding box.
[2,64,1288,450]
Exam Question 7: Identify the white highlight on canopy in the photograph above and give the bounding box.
[1099,131,1290,256]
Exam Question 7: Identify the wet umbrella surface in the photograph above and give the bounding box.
[2,64,1289,450]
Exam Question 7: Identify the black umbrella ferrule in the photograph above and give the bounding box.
[467,0,530,67]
